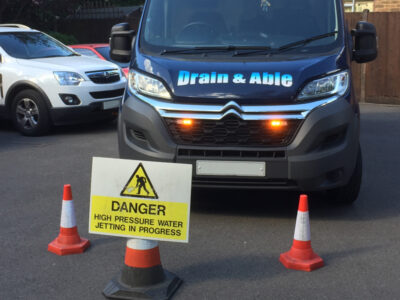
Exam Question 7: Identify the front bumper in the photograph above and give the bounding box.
[46,76,126,125]
[47,79,126,107]
[118,91,359,191]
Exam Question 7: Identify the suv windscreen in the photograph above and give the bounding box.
[141,0,340,54]
[0,32,75,59]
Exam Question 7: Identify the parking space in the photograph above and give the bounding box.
[1,103,400,299]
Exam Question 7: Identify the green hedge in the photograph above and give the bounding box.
[111,0,145,5]
[46,31,79,45]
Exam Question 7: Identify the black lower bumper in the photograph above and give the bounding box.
[118,94,360,192]
[50,103,118,126]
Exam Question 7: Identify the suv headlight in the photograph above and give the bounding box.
[128,70,171,100]
[297,70,349,101]
[54,72,84,86]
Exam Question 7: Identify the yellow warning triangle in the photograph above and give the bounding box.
[120,163,158,199]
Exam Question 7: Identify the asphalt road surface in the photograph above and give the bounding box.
[1,103,399,300]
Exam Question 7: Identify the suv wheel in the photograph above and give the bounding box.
[326,146,362,204]
[12,89,50,136]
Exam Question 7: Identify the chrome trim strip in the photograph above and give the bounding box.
[85,69,119,76]
[131,91,339,121]
[159,112,305,121]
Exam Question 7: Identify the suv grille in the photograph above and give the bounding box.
[90,88,125,99]
[165,116,302,147]
[86,70,120,84]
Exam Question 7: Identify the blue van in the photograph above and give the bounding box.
[109,0,377,204]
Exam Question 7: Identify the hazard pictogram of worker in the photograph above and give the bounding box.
[135,175,149,195]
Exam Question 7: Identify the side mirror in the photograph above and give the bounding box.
[351,21,377,63]
[110,23,135,63]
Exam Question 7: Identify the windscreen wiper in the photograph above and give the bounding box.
[160,45,271,55]
[161,46,234,55]
[233,31,338,57]
[232,46,273,57]
[277,31,338,52]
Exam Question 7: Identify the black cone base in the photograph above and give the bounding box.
[103,270,182,300]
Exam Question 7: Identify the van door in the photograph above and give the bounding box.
[0,52,6,117]
[0,73,3,102]
[0,49,5,109]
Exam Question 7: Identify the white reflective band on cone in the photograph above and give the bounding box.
[60,200,77,228]
[294,211,311,241]
[127,239,158,250]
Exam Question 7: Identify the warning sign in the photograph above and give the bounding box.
[121,163,158,199]
[89,157,192,243]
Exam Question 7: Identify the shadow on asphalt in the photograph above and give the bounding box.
[0,119,13,131]
[174,244,388,287]
[191,189,299,219]
[190,187,397,221]
[0,118,117,137]
[176,254,282,283]
[0,119,117,153]
[51,119,117,135]
[321,244,387,265]
[86,236,126,251]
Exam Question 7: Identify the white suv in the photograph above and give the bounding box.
[0,24,126,136]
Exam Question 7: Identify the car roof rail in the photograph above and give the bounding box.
[0,24,31,29]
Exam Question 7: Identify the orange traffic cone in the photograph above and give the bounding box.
[103,238,182,299]
[48,184,90,256]
[280,194,324,271]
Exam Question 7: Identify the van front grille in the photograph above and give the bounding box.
[177,148,285,158]
[165,116,302,147]
[192,177,297,189]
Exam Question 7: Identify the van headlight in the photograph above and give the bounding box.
[54,72,84,86]
[297,70,349,101]
[128,70,171,100]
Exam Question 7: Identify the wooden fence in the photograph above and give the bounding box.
[346,12,400,104]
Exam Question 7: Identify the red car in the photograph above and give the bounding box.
[69,43,129,77]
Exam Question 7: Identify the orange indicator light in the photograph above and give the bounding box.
[177,119,193,126]
[269,120,288,128]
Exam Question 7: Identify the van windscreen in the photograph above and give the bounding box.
[141,0,340,54]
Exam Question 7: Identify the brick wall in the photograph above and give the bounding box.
[374,0,400,11]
